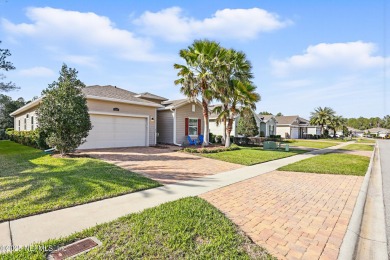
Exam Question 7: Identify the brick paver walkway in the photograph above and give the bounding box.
[201,171,363,260]
[81,146,243,184]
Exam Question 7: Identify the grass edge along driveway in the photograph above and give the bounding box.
[199,147,308,166]
[0,141,160,222]
[2,197,275,260]
[278,153,370,176]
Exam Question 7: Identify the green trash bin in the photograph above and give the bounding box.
[285,144,290,152]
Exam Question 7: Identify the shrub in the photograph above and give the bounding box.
[215,135,222,143]
[209,132,215,143]
[5,129,49,149]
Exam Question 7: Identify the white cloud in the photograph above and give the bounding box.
[19,66,54,77]
[61,55,98,68]
[271,41,388,76]
[134,7,291,42]
[2,7,162,61]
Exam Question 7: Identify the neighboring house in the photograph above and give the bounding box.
[10,85,162,149]
[348,127,365,137]
[365,127,390,138]
[157,99,204,145]
[208,105,277,137]
[258,115,277,137]
[275,115,321,139]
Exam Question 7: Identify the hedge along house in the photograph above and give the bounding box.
[156,99,204,146]
[10,85,163,149]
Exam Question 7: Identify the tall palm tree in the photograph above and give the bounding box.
[174,40,223,145]
[329,115,344,138]
[222,80,260,147]
[213,48,255,146]
[310,107,336,135]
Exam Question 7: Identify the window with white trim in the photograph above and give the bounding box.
[31,116,34,130]
[24,118,27,130]
[188,118,198,135]
[18,120,20,131]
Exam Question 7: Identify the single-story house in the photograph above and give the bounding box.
[11,85,163,149]
[209,104,270,137]
[258,115,277,137]
[365,127,390,138]
[156,99,204,145]
[275,115,321,139]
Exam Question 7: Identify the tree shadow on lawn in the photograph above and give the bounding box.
[0,150,159,222]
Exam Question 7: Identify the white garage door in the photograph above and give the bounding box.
[291,127,299,139]
[78,114,147,149]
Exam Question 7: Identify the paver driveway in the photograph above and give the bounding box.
[201,171,363,260]
[81,146,243,184]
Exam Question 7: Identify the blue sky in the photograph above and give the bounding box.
[0,0,389,119]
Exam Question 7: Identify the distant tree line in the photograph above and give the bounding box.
[346,116,390,130]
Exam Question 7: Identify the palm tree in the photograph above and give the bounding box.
[310,107,336,135]
[174,40,223,145]
[213,48,255,146]
[222,80,260,147]
[328,115,344,138]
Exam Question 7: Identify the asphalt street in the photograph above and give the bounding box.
[379,140,390,257]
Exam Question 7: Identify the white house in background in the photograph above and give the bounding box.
[258,115,277,137]
[275,115,321,139]
[209,105,277,138]
[348,127,364,137]
[365,127,390,138]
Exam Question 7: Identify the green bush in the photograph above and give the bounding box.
[5,129,49,150]
[215,135,222,143]
[209,132,215,143]
[182,144,240,154]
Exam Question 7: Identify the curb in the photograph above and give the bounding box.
[338,143,377,260]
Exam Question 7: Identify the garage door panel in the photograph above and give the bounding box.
[78,115,147,149]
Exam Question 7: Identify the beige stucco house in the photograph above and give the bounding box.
[258,115,277,137]
[157,99,204,145]
[11,85,163,149]
[275,115,321,139]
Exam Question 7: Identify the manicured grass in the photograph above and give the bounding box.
[200,147,307,166]
[0,141,160,222]
[283,139,338,149]
[3,197,274,259]
[356,138,376,144]
[341,144,374,151]
[278,153,370,176]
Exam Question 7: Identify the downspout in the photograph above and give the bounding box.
[170,107,181,146]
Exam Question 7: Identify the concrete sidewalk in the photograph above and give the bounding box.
[0,142,353,249]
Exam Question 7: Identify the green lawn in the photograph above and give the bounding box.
[283,139,338,149]
[356,138,376,144]
[3,197,274,260]
[341,144,374,151]
[200,147,307,166]
[278,153,370,176]
[0,141,160,222]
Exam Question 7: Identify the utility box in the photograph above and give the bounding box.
[285,144,290,152]
[264,141,277,150]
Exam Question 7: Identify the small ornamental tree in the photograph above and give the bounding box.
[237,109,259,137]
[0,41,18,92]
[37,64,91,156]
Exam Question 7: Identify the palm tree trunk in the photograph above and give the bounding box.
[222,117,226,145]
[225,117,234,147]
[201,98,209,146]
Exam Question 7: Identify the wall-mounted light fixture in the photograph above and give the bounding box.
[113,108,119,111]
[151,117,155,122]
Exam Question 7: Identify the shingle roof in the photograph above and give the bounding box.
[275,115,299,125]
[136,92,168,101]
[259,115,274,122]
[366,127,390,133]
[83,85,155,104]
